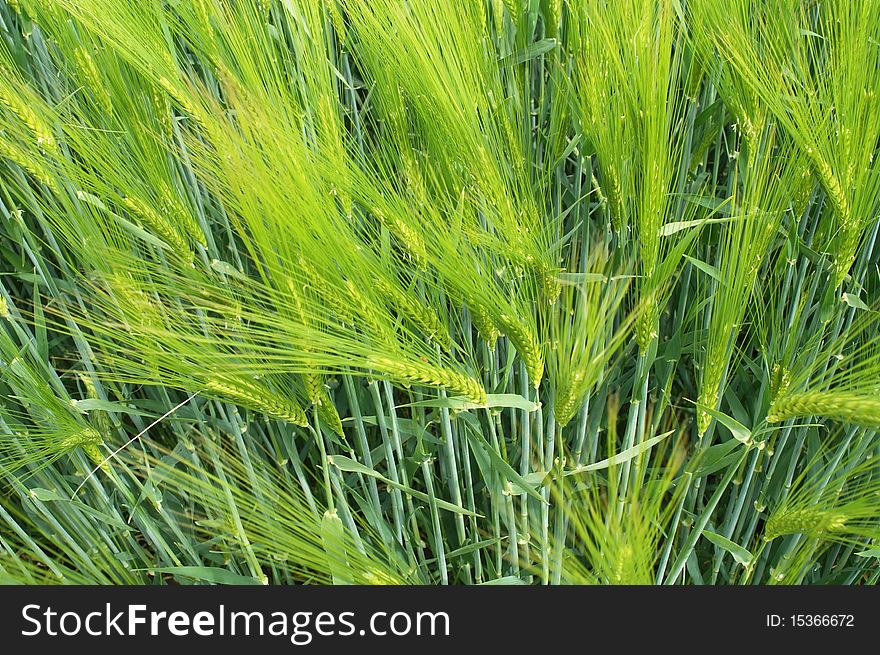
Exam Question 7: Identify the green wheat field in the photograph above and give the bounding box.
[1,0,879,585]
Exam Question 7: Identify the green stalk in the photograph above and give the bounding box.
[664,449,748,584]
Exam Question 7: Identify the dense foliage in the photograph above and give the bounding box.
[1,0,880,585]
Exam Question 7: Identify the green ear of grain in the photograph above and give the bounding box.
[367,355,487,405]
[205,375,308,426]
[768,391,880,426]
[764,508,850,542]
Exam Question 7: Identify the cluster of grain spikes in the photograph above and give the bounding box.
[689,0,880,288]
[2,0,880,588]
